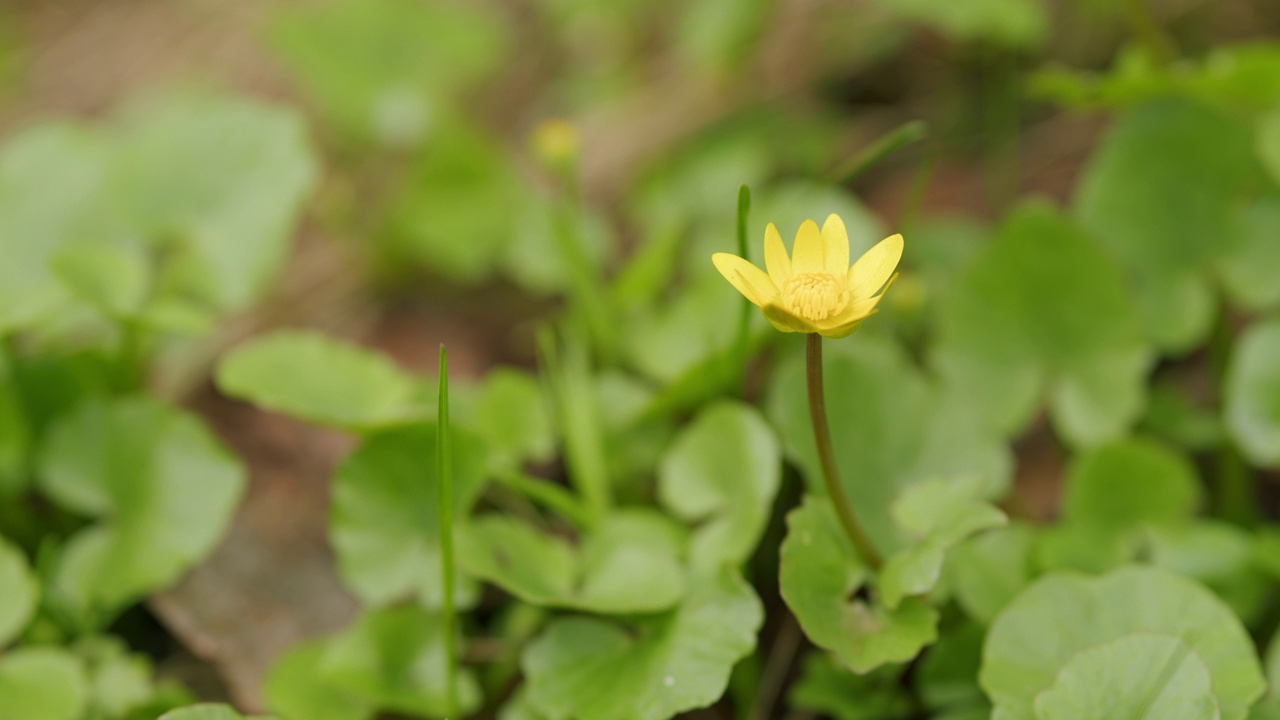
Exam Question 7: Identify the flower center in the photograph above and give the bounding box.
[782,272,849,321]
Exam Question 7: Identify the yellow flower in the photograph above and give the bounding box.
[712,215,903,338]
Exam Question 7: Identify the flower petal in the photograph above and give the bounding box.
[790,219,825,275]
[764,223,792,286]
[762,303,817,334]
[821,313,874,339]
[820,272,899,332]
[847,233,904,300]
[712,253,778,307]
[821,214,850,275]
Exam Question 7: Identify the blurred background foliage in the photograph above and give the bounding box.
[4,0,1280,718]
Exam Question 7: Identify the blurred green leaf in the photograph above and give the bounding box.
[769,337,1010,552]
[116,92,318,313]
[779,496,939,673]
[0,647,86,720]
[873,0,1046,47]
[675,0,769,73]
[458,367,554,469]
[158,704,279,720]
[1226,319,1280,467]
[1033,523,1133,575]
[916,622,988,713]
[503,198,617,296]
[878,477,1006,609]
[38,396,245,619]
[1063,437,1201,531]
[0,122,116,334]
[331,423,486,610]
[946,523,1036,625]
[265,641,372,720]
[0,535,37,645]
[269,0,508,146]
[520,567,761,720]
[980,565,1265,720]
[1033,634,1219,720]
[217,330,427,431]
[0,350,29,493]
[1220,193,1280,312]
[1139,383,1224,451]
[1076,99,1260,351]
[935,200,1151,445]
[788,653,913,720]
[77,635,155,719]
[319,606,481,718]
[657,401,780,569]
[1147,522,1270,625]
[458,510,686,614]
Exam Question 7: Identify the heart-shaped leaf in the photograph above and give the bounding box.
[658,401,781,568]
[217,330,428,431]
[37,396,245,620]
[1033,634,1219,720]
[934,200,1152,446]
[520,567,762,720]
[981,565,1265,720]
[780,496,939,673]
[878,477,1007,609]
[1063,437,1202,531]
[458,510,686,614]
[331,423,487,609]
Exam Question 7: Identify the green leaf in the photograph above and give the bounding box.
[0,535,37,644]
[780,496,939,673]
[1063,437,1201,531]
[520,568,762,720]
[37,396,245,619]
[1226,319,1280,467]
[158,704,280,720]
[457,510,686,614]
[980,565,1265,720]
[0,121,115,333]
[265,641,372,720]
[1219,193,1280,312]
[916,622,988,712]
[874,0,1046,47]
[1033,524,1133,575]
[0,647,87,720]
[935,200,1152,446]
[0,350,28,493]
[1075,98,1260,350]
[1258,108,1280,188]
[658,401,781,568]
[76,635,154,719]
[217,330,427,431]
[1147,522,1270,624]
[1033,634,1219,720]
[878,477,1007,609]
[115,92,318,312]
[946,523,1036,625]
[768,337,1009,553]
[319,607,481,718]
[331,423,486,610]
[459,367,554,469]
[268,0,508,146]
[50,241,151,320]
[788,653,913,720]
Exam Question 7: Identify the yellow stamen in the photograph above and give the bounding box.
[783,272,849,321]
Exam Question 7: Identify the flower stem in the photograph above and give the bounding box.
[437,345,458,716]
[805,333,882,570]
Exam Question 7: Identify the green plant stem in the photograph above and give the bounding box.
[436,344,458,716]
[827,120,928,185]
[494,469,594,529]
[733,184,753,396]
[805,333,882,570]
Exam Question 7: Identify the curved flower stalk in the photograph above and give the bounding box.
[713,214,904,569]
[712,215,902,338]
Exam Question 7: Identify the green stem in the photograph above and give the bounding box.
[494,469,594,529]
[436,345,458,716]
[827,120,928,185]
[805,333,881,569]
[733,184,753,396]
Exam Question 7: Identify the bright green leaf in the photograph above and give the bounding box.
[946,523,1036,625]
[1226,319,1280,467]
[319,607,480,718]
[1033,634,1219,720]
[77,635,154,719]
[874,0,1046,47]
[658,401,781,568]
[878,477,1007,609]
[0,648,87,720]
[1219,193,1280,311]
[462,367,555,469]
[331,423,486,609]
[935,200,1151,446]
[1147,522,1270,624]
[981,565,1265,720]
[521,568,762,720]
[1063,437,1201,531]
[158,704,280,720]
[265,641,372,720]
[0,535,37,645]
[1076,98,1260,350]
[38,396,245,619]
[458,510,686,614]
[780,496,939,673]
[217,330,427,431]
